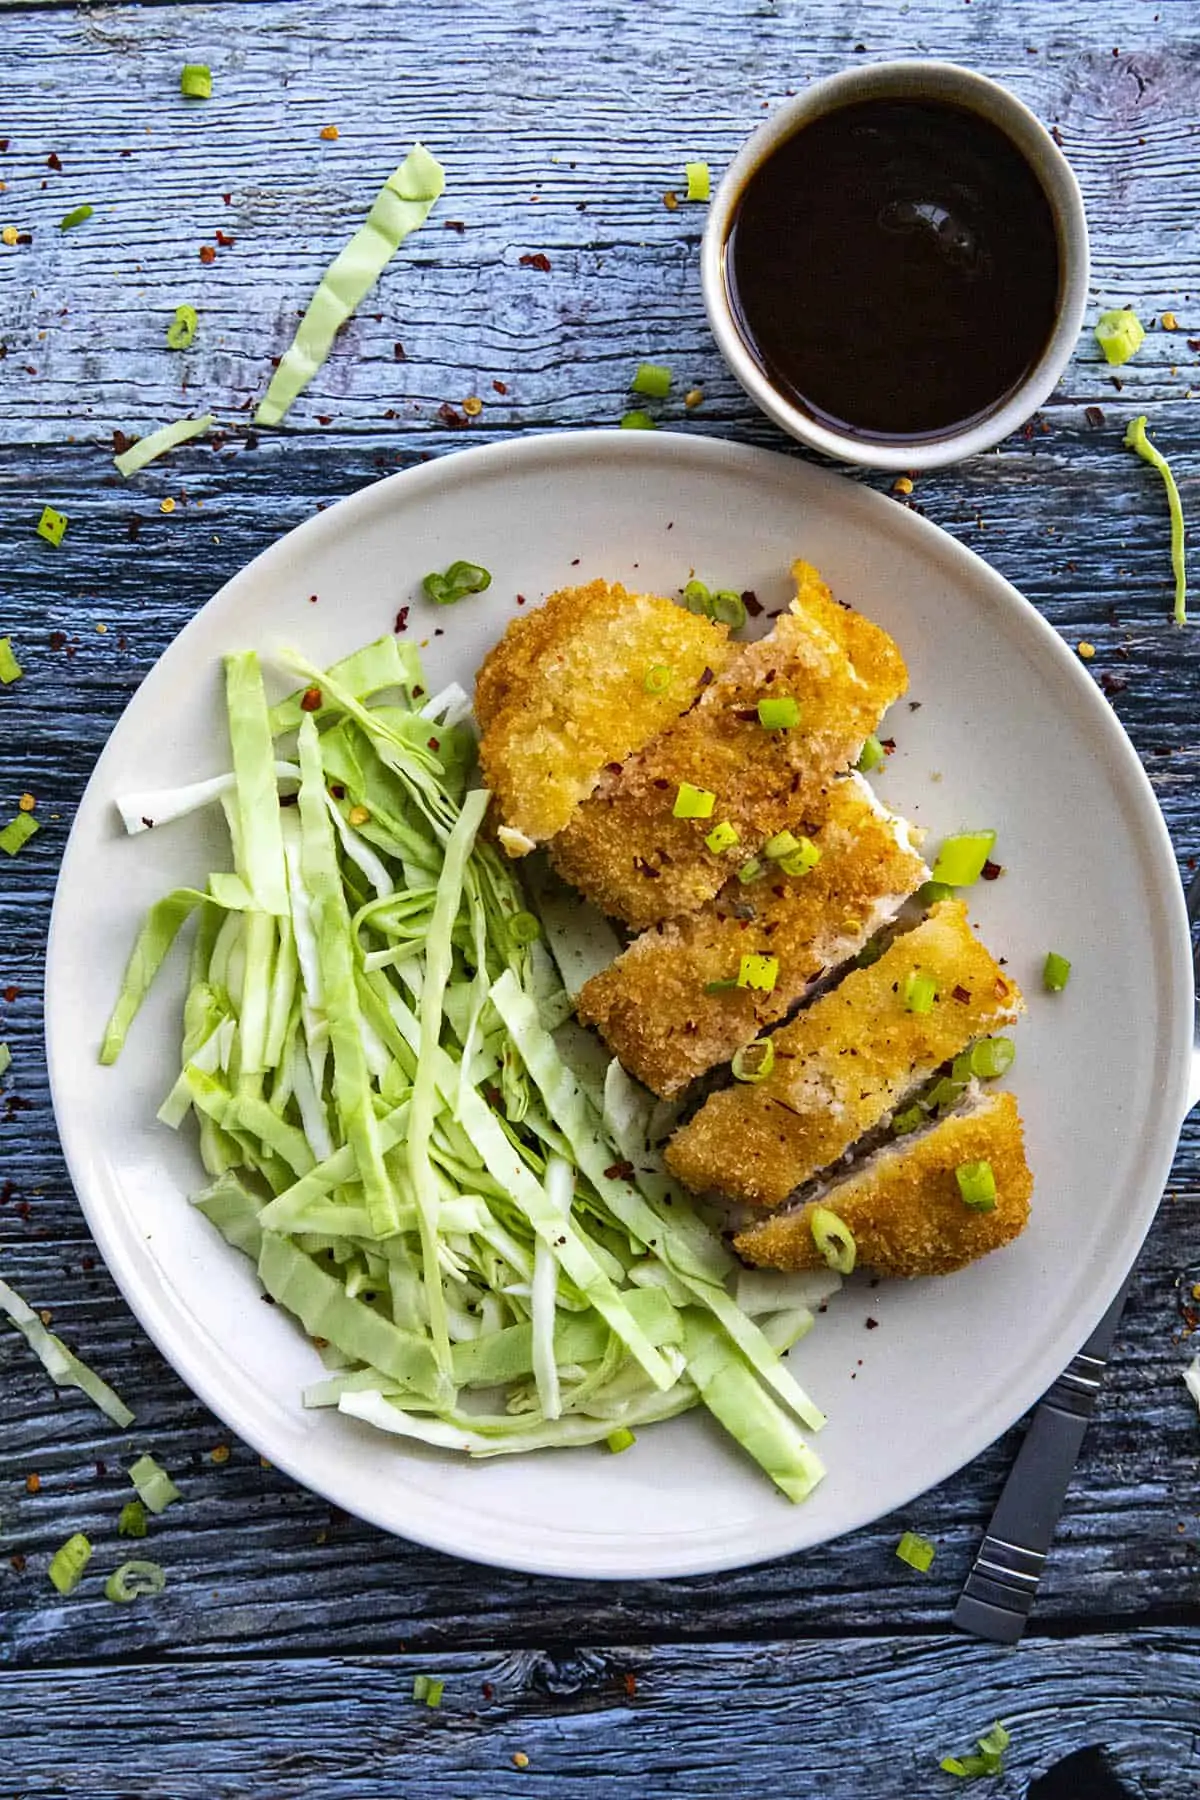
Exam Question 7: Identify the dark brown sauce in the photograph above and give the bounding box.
[725,99,1061,442]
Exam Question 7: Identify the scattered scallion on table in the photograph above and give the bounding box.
[180,64,213,99]
[1124,414,1187,625]
[48,1533,92,1596]
[0,637,23,684]
[631,362,671,398]
[166,304,199,350]
[118,1500,149,1539]
[940,1721,1010,1779]
[127,1453,182,1515]
[1094,308,1144,367]
[620,410,656,430]
[36,505,68,547]
[1042,951,1071,993]
[930,831,996,887]
[895,1530,936,1572]
[105,1560,167,1604]
[684,161,711,202]
[0,814,39,855]
[60,205,94,231]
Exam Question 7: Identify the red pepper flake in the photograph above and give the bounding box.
[393,342,406,361]
[48,630,67,651]
[222,192,232,205]
[981,859,1003,881]
[443,219,466,233]
[412,685,424,698]
[880,737,896,754]
[316,414,333,426]
[438,402,468,429]
[623,1672,638,1698]
[394,606,410,634]
[10,1553,26,1573]
[741,589,763,617]
[1084,405,1106,429]
[309,593,319,604]
[329,784,345,800]
[481,1682,495,1700]
[215,229,236,248]
[1050,124,1065,147]
[492,379,508,395]
[126,516,141,541]
[47,152,63,172]
[865,1317,879,1330]
[518,251,551,272]
[516,594,526,606]
[1100,672,1128,697]
[428,736,440,752]
[300,685,323,712]
[1188,338,1200,353]
[3,986,17,1003]
[112,428,136,456]
[141,816,155,830]
[0,142,8,154]
[603,1159,634,1181]
[951,984,972,1004]
[199,244,216,265]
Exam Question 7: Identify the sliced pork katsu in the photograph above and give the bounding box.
[548,563,908,929]
[734,1087,1032,1278]
[476,578,732,847]
[576,774,927,1098]
[665,900,1023,1208]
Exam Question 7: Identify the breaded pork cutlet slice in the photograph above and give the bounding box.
[665,900,1023,1208]
[549,563,907,929]
[734,1088,1032,1278]
[576,775,928,1098]
[475,579,732,846]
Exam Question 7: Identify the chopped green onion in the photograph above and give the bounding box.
[673,782,715,820]
[60,204,94,231]
[0,637,23,684]
[114,412,214,478]
[422,560,492,606]
[891,1105,924,1137]
[48,1533,92,1596]
[856,734,884,774]
[966,1036,1015,1079]
[620,410,656,430]
[703,977,739,994]
[895,1530,935,1572]
[0,1042,10,1078]
[412,1674,446,1707]
[902,969,937,1014]
[709,589,746,629]
[180,64,213,100]
[36,505,67,547]
[763,831,799,860]
[1094,308,1144,367]
[940,1721,1010,1778]
[736,857,763,884]
[105,1559,166,1604]
[916,880,955,907]
[810,1206,855,1275]
[778,838,821,879]
[507,910,541,947]
[930,831,996,887]
[685,161,711,202]
[955,1159,997,1212]
[757,696,800,730]
[1042,950,1071,992]
[118,1500,149,1539]
[925,1075,963,1113]
[704,820,739,855]
[732,1039,775,1083]
[737,953,778,993]
[643,663,673,695]
[1125,415,1187,625]
[166,304,198,350]
[605,1426,636,1453]
[631,362,671,398]
[681,578,711,614]
[0,814,39,855]
[255,143,444,427]
[128,1453,182,1515]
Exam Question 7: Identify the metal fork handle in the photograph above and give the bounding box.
[952,1276,1131,1644]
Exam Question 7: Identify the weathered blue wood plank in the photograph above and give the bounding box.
[1,0,1200,1699]
[4,1633,1200,1798]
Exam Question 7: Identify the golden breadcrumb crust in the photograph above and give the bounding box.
[549,563,907,928]
[665,900,1023,1207]
[576,775,927,1097]
[475,580,731,844]
[734,1090,1032,1278]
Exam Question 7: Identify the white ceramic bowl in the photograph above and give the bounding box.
[701,61,1090,471]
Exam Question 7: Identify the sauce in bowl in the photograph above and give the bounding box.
[724,98,1061,444]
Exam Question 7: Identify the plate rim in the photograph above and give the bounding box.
[45,428,1195,1579]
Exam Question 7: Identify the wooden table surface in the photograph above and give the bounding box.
[2,2,1198,1794]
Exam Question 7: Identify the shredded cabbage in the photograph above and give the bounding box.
[100,632,832,1502]
[0,1275,134,1427]
[114,413,214,478]
[255,144,444,427]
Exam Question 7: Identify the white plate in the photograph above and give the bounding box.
[47,431,1193,1579]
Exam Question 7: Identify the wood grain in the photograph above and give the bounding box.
[4,1632,1200,1797]
[1,0,1199,1767]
